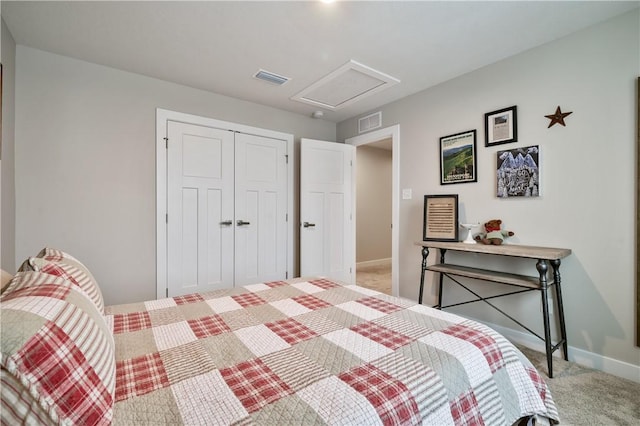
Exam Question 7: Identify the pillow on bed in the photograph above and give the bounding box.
[19,257,105,315]
[1,368,55,425]
[0,271,115,425]
[14,247,104,314]
[0,269,13,294]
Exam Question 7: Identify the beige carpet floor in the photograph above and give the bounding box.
[356,263,640,425]
[518,345,640,425]
[356,262,392,295]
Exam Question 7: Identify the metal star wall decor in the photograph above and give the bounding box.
[545,106,573,128]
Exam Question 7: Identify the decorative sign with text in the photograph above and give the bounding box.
[423,194,459,241]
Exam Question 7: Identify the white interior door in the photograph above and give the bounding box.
[300,138,355,284]
[234,133,288,285]
[158,109,294,299]
[167,121,234,296]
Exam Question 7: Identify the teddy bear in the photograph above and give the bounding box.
[474,219,514,245]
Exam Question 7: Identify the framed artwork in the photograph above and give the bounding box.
[497,145,540,198]
[485,105,517,146]
[440,130,477,185]
[423,194,459,242]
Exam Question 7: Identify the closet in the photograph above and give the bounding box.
[157,110,293,297]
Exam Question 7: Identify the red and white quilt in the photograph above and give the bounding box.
[106,278,559,425]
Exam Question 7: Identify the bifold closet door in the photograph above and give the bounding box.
[167,121,234,296]
[234,133,288,286]
[167,122,288,296]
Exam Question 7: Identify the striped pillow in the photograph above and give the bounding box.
[15,248,105,315]
[36,247,83,264]
[0,272,115,425]
[25,257,105,315]
[1,368,53,425]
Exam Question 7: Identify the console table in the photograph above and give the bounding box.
[416,240,571,378]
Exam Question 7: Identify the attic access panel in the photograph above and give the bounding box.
[292,60,399,111]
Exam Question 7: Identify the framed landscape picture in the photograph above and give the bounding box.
[439,130,477,185]
[497,145,540,198]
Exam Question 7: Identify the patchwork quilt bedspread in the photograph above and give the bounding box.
[106,278,559,425]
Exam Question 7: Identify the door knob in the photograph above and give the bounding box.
[219,220,233,226]
[237,220,251,226]
[303,222,316,228]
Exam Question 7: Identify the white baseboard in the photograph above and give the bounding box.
[356,258,391,268]
[479,320,640,384]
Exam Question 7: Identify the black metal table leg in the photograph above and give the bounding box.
[551,258,568,361]
[437,249,447,310]
[537,259,553,378]
[418,247,429,304]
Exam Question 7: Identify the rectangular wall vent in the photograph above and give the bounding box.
[254,69,290,86]
[358,111,382,133]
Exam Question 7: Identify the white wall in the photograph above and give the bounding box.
[14,47,335,305]
[1,18,16,272]
[356,145,392,263]
[338,10,640,369]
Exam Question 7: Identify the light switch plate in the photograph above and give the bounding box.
[402,189,412,200]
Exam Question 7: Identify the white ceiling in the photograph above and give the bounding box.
[2,1,638,123]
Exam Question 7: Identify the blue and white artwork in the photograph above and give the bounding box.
[496,145,540,198]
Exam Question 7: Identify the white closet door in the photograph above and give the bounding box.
[167,121,234,296]
[300,138,355,284]
[234,133,288,286]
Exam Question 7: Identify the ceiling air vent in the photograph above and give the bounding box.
[358,111,382,133]
[254,69,290,86]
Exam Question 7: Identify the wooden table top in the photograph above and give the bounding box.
[415,241,571,260]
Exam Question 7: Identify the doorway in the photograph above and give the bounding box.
[346,125,400,297]
[354,141,392,294]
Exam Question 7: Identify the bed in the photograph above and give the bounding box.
[1,249,559,425]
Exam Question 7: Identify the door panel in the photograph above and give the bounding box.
[207,188,224,284]
[328,192,346,274]
[183,135,222,178]
[262,190,278,276]
[300,139,355,284]
[300,191,324,276]
[234,133,288,286]
[181,187,199,285]
[238,190,259,280]
[167,121,234,296]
